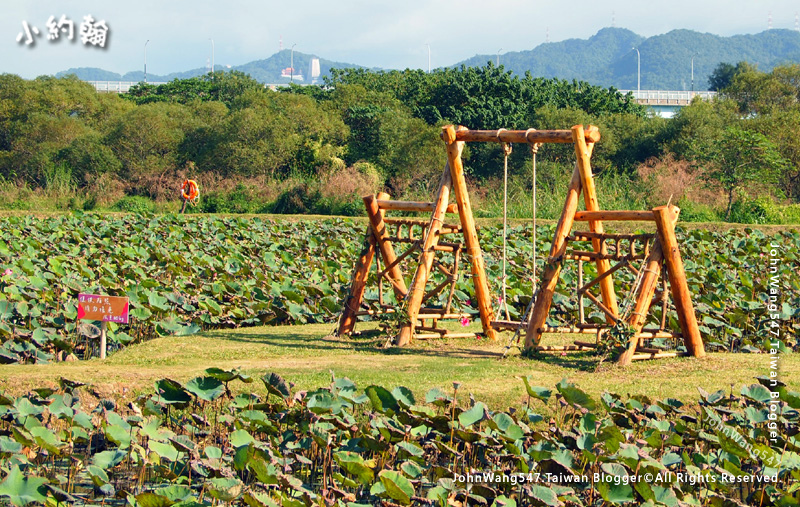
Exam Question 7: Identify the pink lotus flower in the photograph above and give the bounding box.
[2,269,11,276]
[460,317,470,327]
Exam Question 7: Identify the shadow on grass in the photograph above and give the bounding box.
[198,329,603,371]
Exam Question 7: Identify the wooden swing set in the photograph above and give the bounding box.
[337,124,706,365]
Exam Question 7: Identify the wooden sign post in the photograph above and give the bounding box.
[77,294,129,359]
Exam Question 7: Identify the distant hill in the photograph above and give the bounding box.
[233,50,366,83]
[56,28,800,90]
[460,28,645,85]
[460,27,800,90]
[56,50,363,84]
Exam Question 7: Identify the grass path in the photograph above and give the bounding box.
[1,323,797,409]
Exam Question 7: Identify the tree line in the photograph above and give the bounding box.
[0,62,798,222]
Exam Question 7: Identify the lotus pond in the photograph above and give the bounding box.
[0,213,797,364]
[1,366,799,506]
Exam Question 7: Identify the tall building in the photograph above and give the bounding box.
[309,58,321,84]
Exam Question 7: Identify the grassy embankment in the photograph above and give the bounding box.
[1,322,796,412]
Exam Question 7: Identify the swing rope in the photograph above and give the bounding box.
[498,129,513,321]
[500,129,542,357]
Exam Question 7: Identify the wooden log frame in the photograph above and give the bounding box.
[516,127,703,365]
[652,205,705,359]
[443,125,499,342]
[395,159,456,346]
[337,235,377,336]
[339,157,476,341]
[573,125,619,324]
[452,128,601,144]
[340,124,705,366]
[377,199,459,214]
[364,192,408,300]
[524,144,593,350]
[617,240,665,365]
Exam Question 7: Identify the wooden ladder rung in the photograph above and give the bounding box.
[389,237,460,252]
[384,218,462,232]
[629,351,689,361]
[417,313,471,320]
[415,326,447,335]
[491,320,527,331]
[535,344,590,352]
[415,332,477,340]
[376,199,458,214]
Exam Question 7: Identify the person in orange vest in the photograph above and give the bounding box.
[180,179,199,213]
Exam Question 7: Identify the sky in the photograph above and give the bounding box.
[3,0,800,79]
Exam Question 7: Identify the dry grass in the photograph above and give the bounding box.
[636,153,722,208]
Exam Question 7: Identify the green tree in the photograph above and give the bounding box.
[725,63,800,116]
[200,89,347,178]
[124,71,263,107]
[691,126,788,219]
[104,102,196,189]
[708,62,747,91]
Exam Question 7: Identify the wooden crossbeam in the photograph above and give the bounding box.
[583,291,620,323]
[574,210,656,222]
[388,237,460,253]
[630,352,689,361]
[415,326,447,335]
[377,199,459,214]
[384,217,462,234]
[577,258,630,296]
[415,332,477,340]
[377,243,419,280]
[569,231,655,242]
[453,128,601,144]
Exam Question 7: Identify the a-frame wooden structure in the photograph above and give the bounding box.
[338,124,706,365]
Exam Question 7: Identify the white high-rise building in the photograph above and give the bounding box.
[309,58,321,84]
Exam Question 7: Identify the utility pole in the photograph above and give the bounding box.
[209,38,215,74]
[426,43,431,73]
[290,43,297,83]
[144,40,149,83]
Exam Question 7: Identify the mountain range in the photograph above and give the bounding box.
[56,27,800,91]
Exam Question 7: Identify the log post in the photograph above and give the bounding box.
[572,125,619,323]
[653,205,705,358]
[364,192,407,300]
[100,321,107,359]
[337,235,376,336]
[524,160,585,350]
[443,125,497,341]
[395,162,455,346]
[616,240,664,365]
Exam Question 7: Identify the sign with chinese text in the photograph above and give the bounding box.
[16,14,109,47]
[77,294,129,323]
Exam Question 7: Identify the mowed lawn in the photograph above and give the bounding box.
[0,323,797,410]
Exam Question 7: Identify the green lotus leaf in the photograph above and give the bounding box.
[261,372,291,400]
[378,470,414,505]
[185,376,225,402]
[365,385,398,415]
[0,465,48,507]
